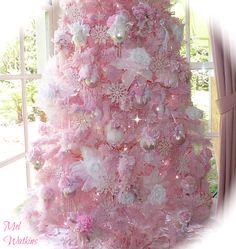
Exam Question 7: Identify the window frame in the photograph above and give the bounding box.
[0,2,54,188]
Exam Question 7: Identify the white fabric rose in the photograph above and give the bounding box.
[69,22,90,48]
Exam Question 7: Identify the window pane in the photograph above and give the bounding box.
[0,159,27,217]
[190,3,212,62]
[191,69,210,129]
[24,20,38,74]
[24,12,50,75]
[26,79,43,144]
[0,34,20,75]
[191,69,218,194]
[0,80,25,162]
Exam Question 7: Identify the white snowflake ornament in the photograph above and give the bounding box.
[148,184,166,205]
[91,25,109,44]
[107,82,128,105]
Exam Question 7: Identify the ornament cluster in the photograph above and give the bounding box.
[24,1,213,249]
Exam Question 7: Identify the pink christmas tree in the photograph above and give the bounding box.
[24,0,213,248]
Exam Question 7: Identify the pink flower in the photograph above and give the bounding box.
[76,214,93,233]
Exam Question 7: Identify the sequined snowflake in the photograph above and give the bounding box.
[91,25,109,44]
[157,138,171,157]
[150,54,168,73]
[107,83,128,105]
[148,184,166,205]
[66,6,84,22]
[71,112,93,132]
[177,153,190,174]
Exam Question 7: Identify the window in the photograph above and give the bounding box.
[0,2,54,214]
[172,0,219,194]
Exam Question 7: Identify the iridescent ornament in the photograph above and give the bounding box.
[172,124,186,145]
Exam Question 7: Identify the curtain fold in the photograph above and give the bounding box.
[210,22,236,213]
